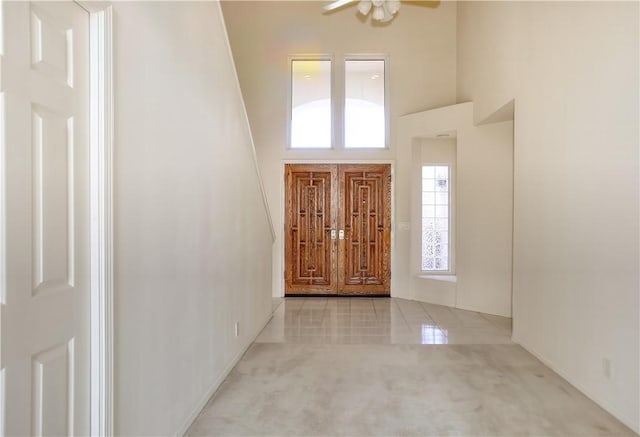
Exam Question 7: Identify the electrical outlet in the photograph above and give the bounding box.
[602,358,612,380]
[235,322,240,337]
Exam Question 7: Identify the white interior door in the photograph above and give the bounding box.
[1,1,91,435]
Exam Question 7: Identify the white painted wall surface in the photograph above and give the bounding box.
[458,2,639,431]
[221,0,458,297]
[399,103,514,317]
[456,121,513,317]
[112,3,273,435]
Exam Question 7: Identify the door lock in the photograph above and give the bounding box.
[339,230,345,240]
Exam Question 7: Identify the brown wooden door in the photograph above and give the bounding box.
[285,164,391,296]
[338,164,391,294]
[285,164,338,294]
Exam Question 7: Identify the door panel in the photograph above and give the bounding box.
[338,165,391,294]
[285,165,337,294]
[2,2,90,435]
[284,164,390,296]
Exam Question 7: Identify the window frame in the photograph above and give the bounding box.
[287,54,335,150]
[420,164,452,274]
[343,54,390,150]
[286,54,389,150]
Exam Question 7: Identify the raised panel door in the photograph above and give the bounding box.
[284,164,391,296]
[284,164,338,294]
[338,164,391,295]
[1,2,91,435]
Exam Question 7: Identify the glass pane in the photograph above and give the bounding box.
[422,218,435,231]
[435,244,448,258]
[345,60,385,148]
[423,258,434,271]
[435,192,448,205]
[435,205,448,218]
[291,60,331,148]
[422,205,435,218]
[434,244,442,257]
[422,179,435,192]
[435,218,448,231]
[435,166,448,179]
[423,230,435,245]
[422,166,435,178]
[426,245,435,257]
[421,164,450,272]
[422,192,435,205]
[435,231,449,245]
[434,257,448,271]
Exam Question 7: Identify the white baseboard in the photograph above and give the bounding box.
[175,311,274,437]
[513,335,639,435]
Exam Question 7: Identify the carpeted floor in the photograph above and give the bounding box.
[187,299,635,436]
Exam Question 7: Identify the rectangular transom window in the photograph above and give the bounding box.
[290,59,332,148]
[422,165,450,271]
[344,59,386,148]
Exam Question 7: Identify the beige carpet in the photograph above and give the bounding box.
[187,342,634,436]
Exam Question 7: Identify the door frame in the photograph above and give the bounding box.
[0,1,113,434]
[76,2,114,436]
[280,160,395,298]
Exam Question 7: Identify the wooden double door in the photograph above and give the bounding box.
[285,164,391,295]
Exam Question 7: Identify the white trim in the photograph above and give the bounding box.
[219,4,275,242]
[76,2,114,436]
[0,0,6,309]
[279,159,395,298]
[287,54,390,152]
[0,24,5,437]
[282,159,395,164]
[417,274,457,283]
[0,369,5,436]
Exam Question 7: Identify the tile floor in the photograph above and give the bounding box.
[257,298,512,345]
[187,298,636,436]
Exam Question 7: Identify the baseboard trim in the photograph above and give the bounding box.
[175,311,274,436]
[513,335,639,434]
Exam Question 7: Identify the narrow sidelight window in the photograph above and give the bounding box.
[422,165,450,271]
[289,59,332,148]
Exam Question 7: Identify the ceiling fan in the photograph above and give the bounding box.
[324,0,436,23]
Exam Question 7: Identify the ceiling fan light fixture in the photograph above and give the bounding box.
[386,0,401,15]
[325,0,404,22]
[378,5,393,21]
[357,0,372,16]
[372,5,385,21]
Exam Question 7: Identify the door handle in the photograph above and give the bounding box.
[339,230,345,240]
[331,229,337,240]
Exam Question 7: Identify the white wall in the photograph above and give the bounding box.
[400,103,513,317]
[457,121,513,317]
[458,1,639,431]
[112,3,273,435]
[221,0,458,297]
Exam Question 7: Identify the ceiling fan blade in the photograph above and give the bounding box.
[324,0,358,11]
